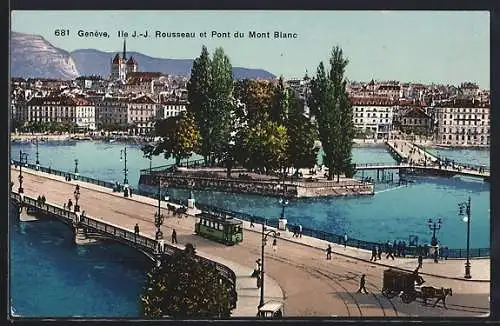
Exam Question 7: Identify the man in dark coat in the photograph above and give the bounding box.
[357,274,368,294]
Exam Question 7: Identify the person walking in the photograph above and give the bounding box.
[357,274,368,294]
[326,244,332,260]
[67,199,73,211]
[272,238,277,252]
[171,229,178,244]
[418,255,423,269]
[250,217,254,228]
[370,246,377,261]
[299,224,303,238]
[386,242,395,260]
[344,233,348,248]
[251,259,261,278]
[134,223,140,236]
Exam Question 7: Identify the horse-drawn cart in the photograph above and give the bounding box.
[382,269,425,304]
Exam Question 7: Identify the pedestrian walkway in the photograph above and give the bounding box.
[10,166,285,317]
[242,220,489,282]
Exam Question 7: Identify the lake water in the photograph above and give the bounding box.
[9,140,490,317]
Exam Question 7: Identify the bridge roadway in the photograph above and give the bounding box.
[10,166,489,317]
[357,141,490,179]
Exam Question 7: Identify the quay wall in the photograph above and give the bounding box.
[138,173,374,198]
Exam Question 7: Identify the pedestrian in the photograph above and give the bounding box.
[37,195,42,204]
[344,233,348,248]
[67,199,73,210]
[370,246,377,261]
[251,258,261,277]
[299,224,303,238]
[41,195,46,203]
[134,223,139,236]
[63,203,66,210]
[386,242,395,260]
[171,228,178,244]
[418,255,423,269]
[250,217,254,228]
[272,238,277,252]
[357,274,368,294]
[326,244,332,260]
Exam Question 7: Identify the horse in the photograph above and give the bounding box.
[420,286,453,309]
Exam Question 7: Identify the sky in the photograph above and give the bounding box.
[11,11,490,88]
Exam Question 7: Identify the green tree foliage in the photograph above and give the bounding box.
[269,77,289,125]
[240,119,288,174]
[153,112,201,165]
[187,46,235,166]
[140,244,233,318]
[286,90,319,174]
[309,46,354,181]
[233,79,275,126]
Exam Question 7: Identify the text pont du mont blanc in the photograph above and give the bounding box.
[61,29,299,39]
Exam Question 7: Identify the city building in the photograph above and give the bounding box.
[434,99,490,146]
[93,96,129,130]
[350,97,397,139]
[156,98,188,119]
[26,95,96,130]
[393,106,433,135]
[110,39,139,82]
[124,72,165,94]
[127,95,158,135]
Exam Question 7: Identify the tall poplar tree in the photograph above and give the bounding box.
[309,46,353,181]
[187,46,212,164]
[187,46,234,166]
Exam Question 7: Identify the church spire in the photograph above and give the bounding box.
[122,38,127,60]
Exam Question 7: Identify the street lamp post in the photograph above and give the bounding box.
[427,217,442,263]
[35,137,40,170]
[18,150,29,194]
[74,159,79,180]
[259,222,280,309]
[120,147,129,196]
[459,197,472,279]
[276,172,288,230]
[73,184,81,212]
[155,177,168,240]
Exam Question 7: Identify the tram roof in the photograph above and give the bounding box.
[198,212,243,225]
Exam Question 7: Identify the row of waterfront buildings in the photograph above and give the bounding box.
[10,40,490,146]
[11,77,490,147]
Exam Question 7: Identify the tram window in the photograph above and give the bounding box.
[218,223,223,231]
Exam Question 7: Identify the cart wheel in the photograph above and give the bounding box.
[382,289,397,299]
[401,292,416,304]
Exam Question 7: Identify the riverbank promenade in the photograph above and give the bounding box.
[10,165,489,317]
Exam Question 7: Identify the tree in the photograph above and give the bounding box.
[187,46,212,164]
[240,119,288,174]
[187,46,235,166]
[140,244,234,318]
[153,113,201,165]
[269,77,289,125]
[286,91,319,175]
[309,46,354,181]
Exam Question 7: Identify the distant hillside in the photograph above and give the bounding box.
[11,32,79,80]
[10,31,276,80]
[71,49,276,80]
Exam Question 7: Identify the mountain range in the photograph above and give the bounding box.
[10,32,276,80]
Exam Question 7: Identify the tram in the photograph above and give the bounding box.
[194,210,243,245]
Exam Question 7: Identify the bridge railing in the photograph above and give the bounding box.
[9,165,490,259]
[10,190,237,307]
[354,162,401,168]
[21,195,79,223]
[412,143,490,173]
